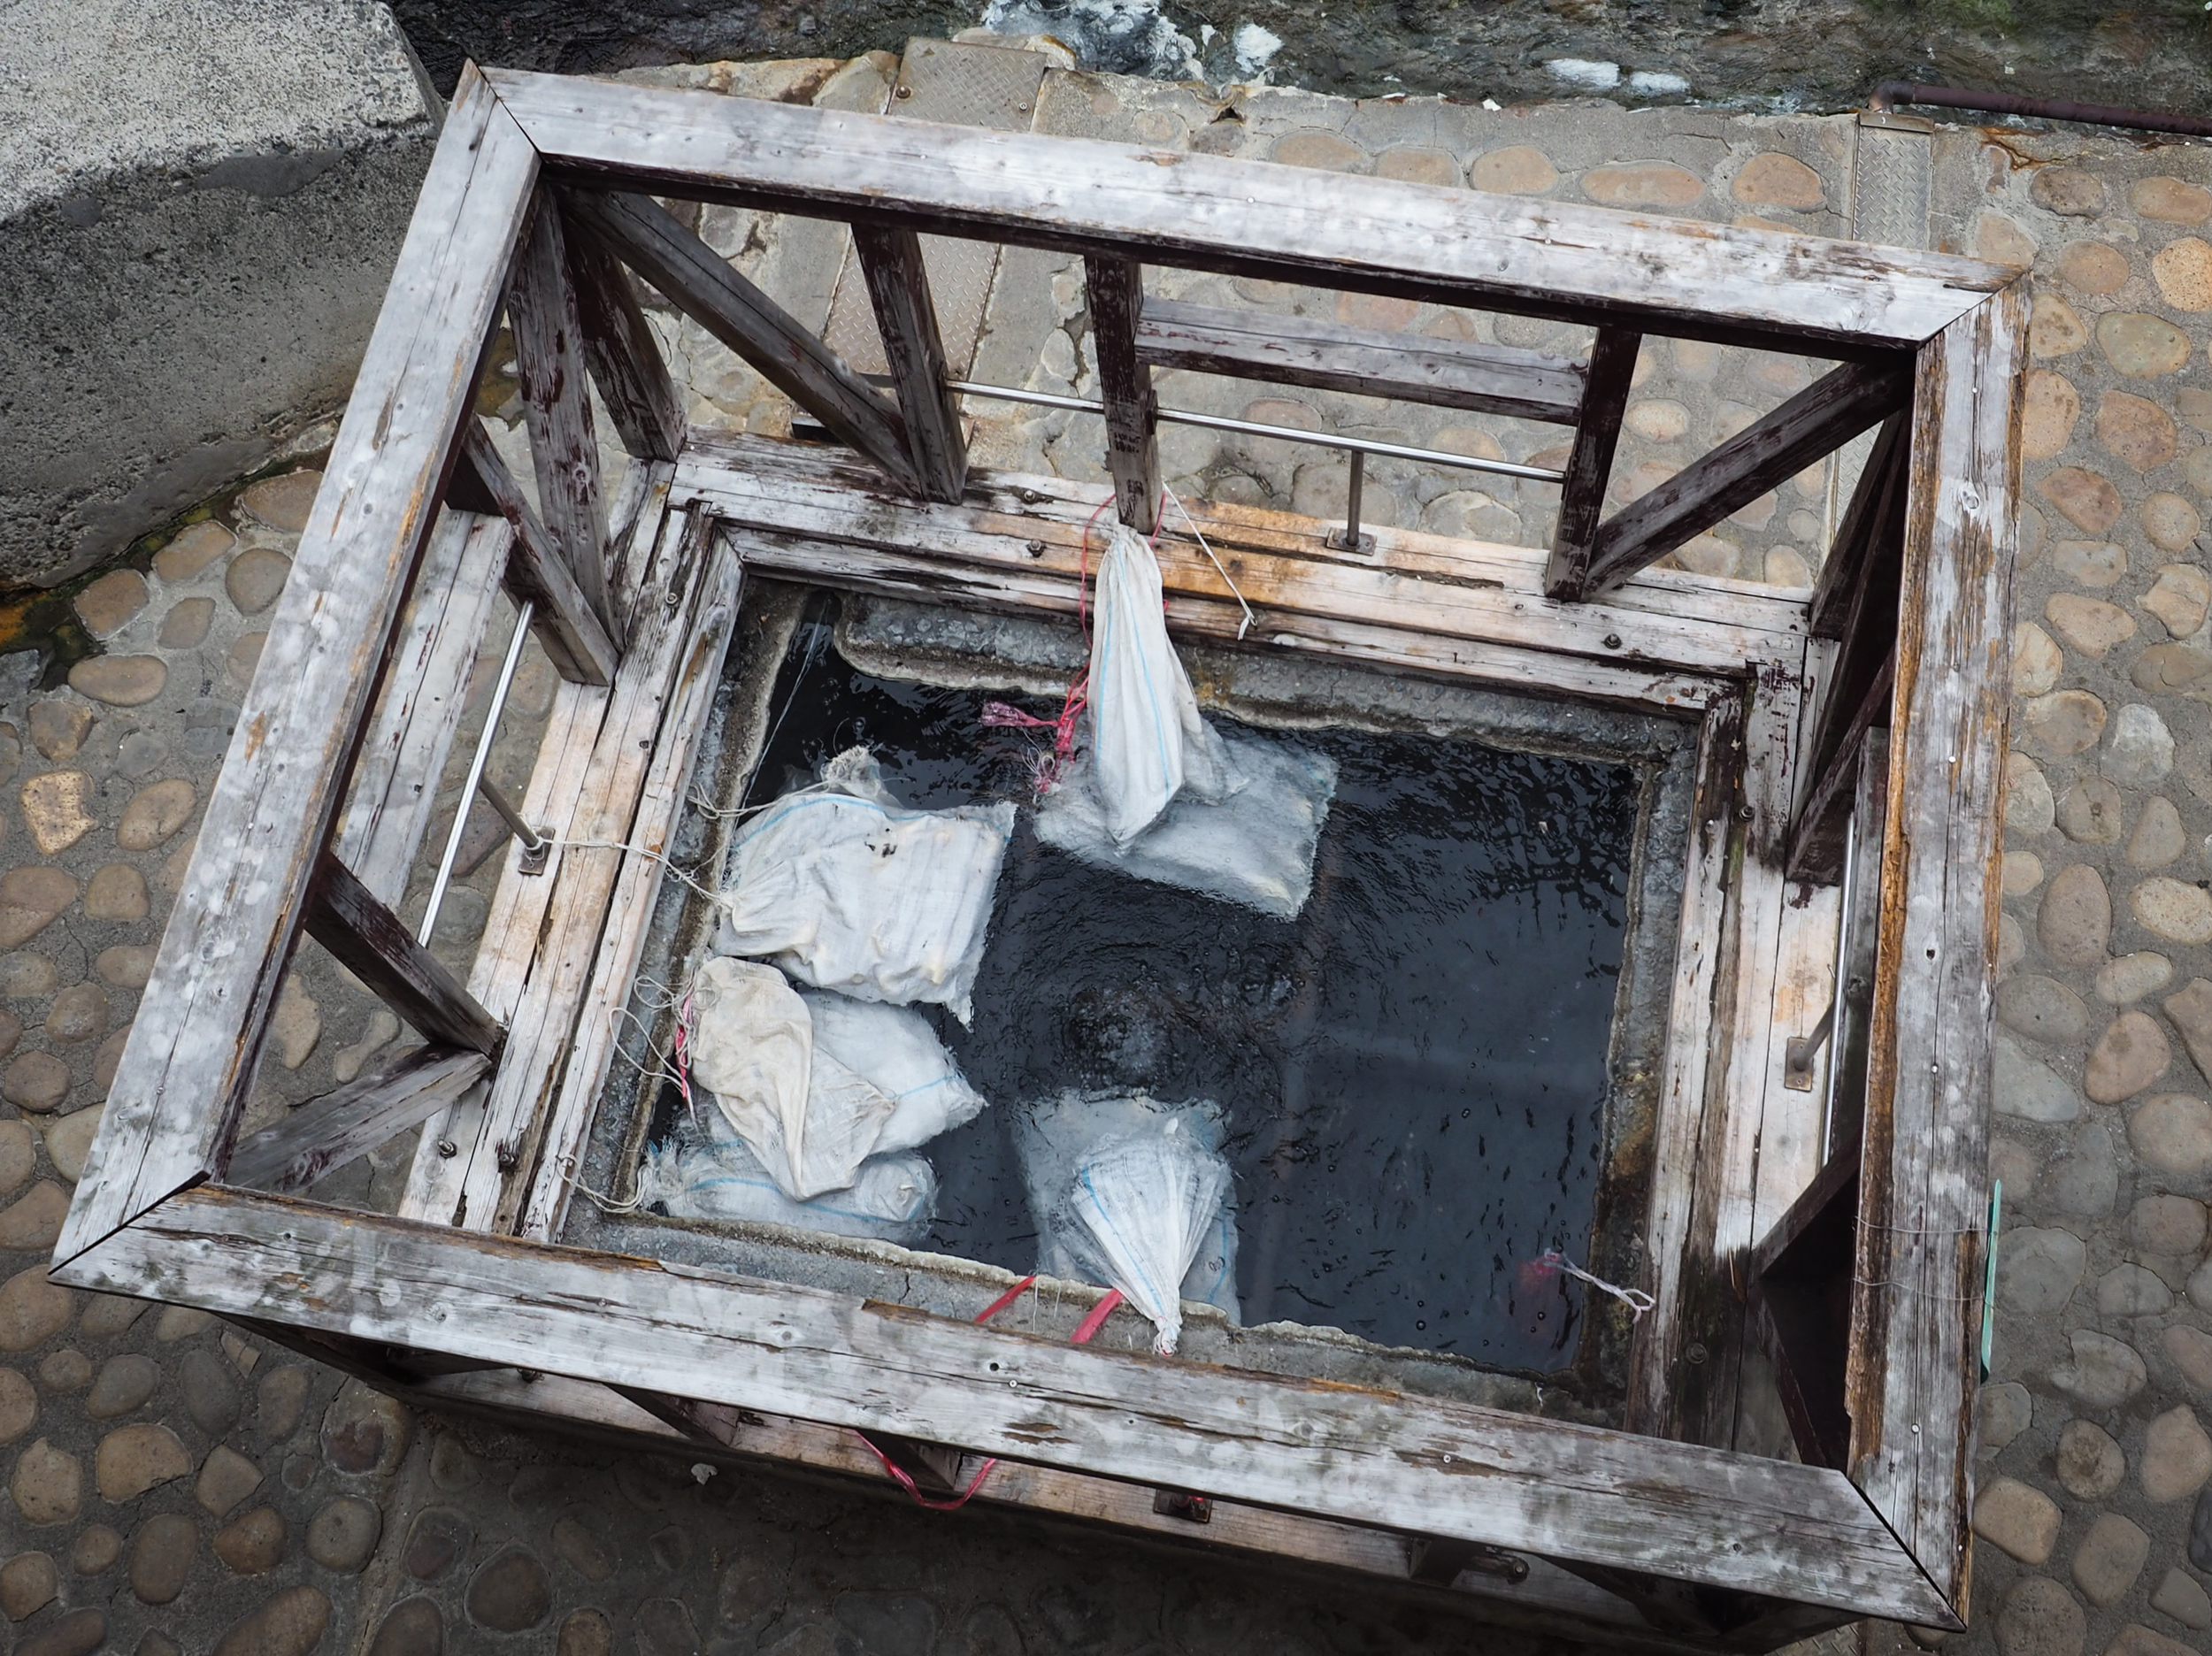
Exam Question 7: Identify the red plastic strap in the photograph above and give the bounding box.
[1069,1288,1125,1346]
[859,1281,1125,1512]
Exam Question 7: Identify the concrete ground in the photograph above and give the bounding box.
[4,35,2212,1656]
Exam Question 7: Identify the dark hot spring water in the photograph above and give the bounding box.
[701,609,1639,1374]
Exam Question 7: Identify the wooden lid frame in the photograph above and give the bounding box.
[49,64,2024,1649]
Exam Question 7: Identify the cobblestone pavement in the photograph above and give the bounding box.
[5,40,2212,1656]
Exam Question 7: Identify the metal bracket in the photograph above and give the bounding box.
[1152,1488,1212,1524]
[1783,998,1838,1092]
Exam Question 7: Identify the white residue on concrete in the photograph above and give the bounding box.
[1544,58,1622,90]
[980,1,1200,79]
[1232,22,1283,80]
[1629,70,1692,96]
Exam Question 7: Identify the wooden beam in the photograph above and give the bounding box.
[506,190,613,632]
[332,509,512,905]
[1135,298,1585,424]
[558,187,920,494]
[519,523,745,1239]
[1625,696,1742,1434]
[403,1369,1703,1655]
[671,434,1802,687]
[852,224,968,503]
[1544,327,1641,599]
[224,1046,489,1194]
[50,65,539,1268]
[1085,253,1159,533]
[1563,357,1913,602]
[304,854,504,1059]
[1787,655,1895,886]
[488,68,2010,354]
[450,420,621,685]
[558,196,686,462]
[1847,283,2025,1612]
[60,1185,1957,1627]
[1751,1153,1860,1473]
[1808,410,1909,641]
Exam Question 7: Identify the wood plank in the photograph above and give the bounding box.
[403,1370,1704,1653]
[225,1047,490,1194]
[519,542,744,1240]
[1567,358,1914,602]
[1808,410,1909,641]
[1135,297,1584,424]
[1085,254,1159,533]
[451,420,622,685]
[1543,328,1641,600]
[1625,696,1740,1434]
[399,472,676,1226]
[61,1185,1957,1627]
[507,189,614,632]
[405,498,727,1230]
[331,509,512,906]
[304,854,504,1059]
[669,438,1806,682]
[852,224,968,503]
[1751,878,1844,1240]
[558,188,920,494]
[1660,663,1807,1450]
[488,69,2010,354]
[1848,284,2025,1611]
[462,520,739,1235]
[560,199,686,462]
[1825,729,1891,1162]
[51,65,539,1268]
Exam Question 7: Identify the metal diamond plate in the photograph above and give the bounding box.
[823,39,1049,378]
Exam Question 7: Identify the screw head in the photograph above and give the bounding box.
[436,1138,458,1158]
[1603,632,1623,649]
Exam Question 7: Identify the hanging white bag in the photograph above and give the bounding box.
[685,956,898,1200]
[714,748,1015,1023]
[637,1132,937,1246]
[801,990,989,1154]
[1087,522,1235,843]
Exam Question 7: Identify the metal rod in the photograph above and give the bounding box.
[1869,80,2212,139]
[475,775,545,855]
[943,380,1566,483]
[419,598,536,947]
[1344,449,1363,546]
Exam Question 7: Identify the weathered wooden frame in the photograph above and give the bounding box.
[49,63,2024,1648]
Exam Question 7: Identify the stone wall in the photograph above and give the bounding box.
[0,0,441,586]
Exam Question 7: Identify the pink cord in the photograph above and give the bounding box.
[671,992,696,1124]
[857,1281,1124,1511]
[978,497,1115,795]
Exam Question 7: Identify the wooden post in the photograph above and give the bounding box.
[1563,358,1912,602]
[1544,327,1640,600]
[450,420,621,684]
[1847,282,2025,1608]
[50,66,539,1267]
[1084,253,1159,533]
[560,188,922,495]
[224,1047,489,1194]
[305,854,505,1059]
[507,190,613,632]
[559,201,687,463]
[852,224,968,503]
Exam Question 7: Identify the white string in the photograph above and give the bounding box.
[1162,480,1256,640]
[1538,1250,1656,1321]
[560,1155,642,1214]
